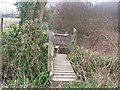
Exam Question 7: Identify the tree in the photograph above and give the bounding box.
[50,2,118,43]
[14,2,35,25]
[49,2,118,55]
[33,0,47,21]
[14,0,47,25]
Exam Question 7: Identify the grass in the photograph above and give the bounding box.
[66,46,118,88]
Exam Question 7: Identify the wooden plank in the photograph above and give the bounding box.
[53,74,76,77]
[53,67,73,69]
[52,77,76,81]
[54,33,69,37]
[53,70,74,73]
[53,69,73,71]
[53,64,71,66]
[53,72,75,75]
[52,54,77,82]
[53,75,76,78]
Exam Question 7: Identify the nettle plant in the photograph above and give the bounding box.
[2,20,50,88]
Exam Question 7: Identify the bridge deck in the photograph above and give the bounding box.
[52,54,77,81]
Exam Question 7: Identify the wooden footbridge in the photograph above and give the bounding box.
[52,54,77,81]
[48,28,77,82]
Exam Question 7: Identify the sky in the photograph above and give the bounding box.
[0,0,17,15]
[0,0,119,15]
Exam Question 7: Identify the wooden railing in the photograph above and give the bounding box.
[48,28,77,77]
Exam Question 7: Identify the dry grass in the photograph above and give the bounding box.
[67,46,118,88]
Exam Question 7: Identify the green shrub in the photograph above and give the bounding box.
[48,22,54,30]
[1,20,50,88]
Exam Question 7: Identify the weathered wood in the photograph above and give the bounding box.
[52,77,76,81]
[70,28,77,52]
[73,28,77,46]
[54,33,69,36]
[1,18,3,32]
[52,54,77,81]
[53,72,75,75]
[48,30,77,82]
[0,18,2,84]
[48,31,54,77]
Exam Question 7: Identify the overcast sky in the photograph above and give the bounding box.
[0,0,119,15]
[0,0,16,15]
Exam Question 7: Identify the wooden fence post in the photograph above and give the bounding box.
[70,28,77,52]
[73,28,77,46]
[48,31,54,77]
[1,18,3,32]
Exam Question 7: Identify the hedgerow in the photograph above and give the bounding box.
[1,20,50,88]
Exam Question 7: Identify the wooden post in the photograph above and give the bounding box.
[0,18,3,84]
[1,18,3,32]
[48,31,54,77]
[73,28,77,46]
[48,31,52,71]
[70,28,77,52]
[67,33,71,49]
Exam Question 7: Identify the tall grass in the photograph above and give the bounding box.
[66,46,118,88]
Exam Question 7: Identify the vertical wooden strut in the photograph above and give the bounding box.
[0,18,3,85]
[48,31,54,77]
[73,28,77,46]
[70,28,77,51]
[1,18,3,32]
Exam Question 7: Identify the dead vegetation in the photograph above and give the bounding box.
[50,2,118,56]
[67,46,118,88]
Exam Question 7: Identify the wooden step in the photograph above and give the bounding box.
[53,76,76,79]
[52,54,77,82]
[52,77,76,81]
[53,69,73,71]
[54,67,73,70]
[54,66,72,68]
[53,72,75,75]
[54,64,70,66]
[53,67,73,69]
[53,74,76,77]
[53,70,75,73]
